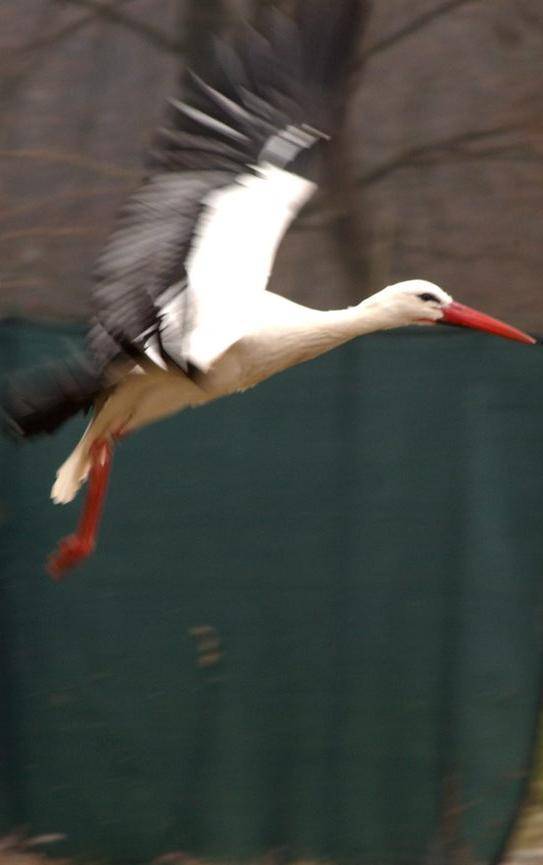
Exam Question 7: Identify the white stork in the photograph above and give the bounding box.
[2,0,535,578]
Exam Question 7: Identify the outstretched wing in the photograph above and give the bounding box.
[88,0,361,374]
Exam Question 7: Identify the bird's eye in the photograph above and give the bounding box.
[418,292,439,302]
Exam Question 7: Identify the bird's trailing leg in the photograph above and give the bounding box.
[47,436,118,581]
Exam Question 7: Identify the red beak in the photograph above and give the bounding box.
[441,301,536,345]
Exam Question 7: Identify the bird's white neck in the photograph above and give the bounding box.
[204,293,396,395]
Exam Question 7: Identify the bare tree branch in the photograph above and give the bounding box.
[0,148,139,179]
[402,241,542,265]
[52,0,184,55]
[0,184,133,221]
[360,0,485,63]
[15,0,137,55]
[355,122,533,186]
[1,227,99,241]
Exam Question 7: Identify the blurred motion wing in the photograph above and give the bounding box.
[88,0,361,374]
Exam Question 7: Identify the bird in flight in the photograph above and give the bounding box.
[2,0,535,578]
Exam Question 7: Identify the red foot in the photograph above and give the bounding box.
[47,438,114,581]
[47,535,94,581]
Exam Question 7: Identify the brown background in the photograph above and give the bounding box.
[1,0,543,330]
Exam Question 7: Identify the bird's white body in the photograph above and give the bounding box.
[51,161,453,505]
[52,279,449,505]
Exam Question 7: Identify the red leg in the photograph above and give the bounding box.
[47,438,114,581]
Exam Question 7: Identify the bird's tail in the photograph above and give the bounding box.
[2,353,104,441]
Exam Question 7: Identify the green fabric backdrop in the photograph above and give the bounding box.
[1,320,543,865]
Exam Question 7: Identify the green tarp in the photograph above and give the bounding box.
[1,319,543,864]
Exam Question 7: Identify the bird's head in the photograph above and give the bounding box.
[362,280,535,344]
